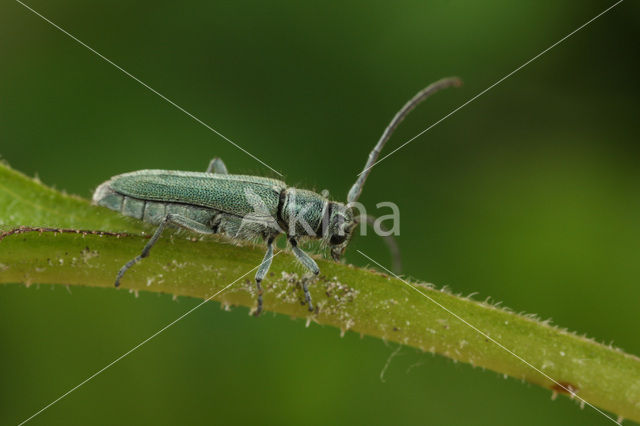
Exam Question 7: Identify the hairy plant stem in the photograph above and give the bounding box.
[1,162,639,423]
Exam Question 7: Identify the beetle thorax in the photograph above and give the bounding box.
[279,188,327,238]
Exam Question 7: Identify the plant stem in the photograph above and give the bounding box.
[1,162,638,423]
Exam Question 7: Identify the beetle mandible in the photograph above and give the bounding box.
[92,77,461,315]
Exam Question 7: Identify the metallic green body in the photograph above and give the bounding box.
[92,169,340,242]
[111,170,285,218]
[91,160,350,315]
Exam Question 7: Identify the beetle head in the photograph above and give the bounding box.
[326,202,355,261]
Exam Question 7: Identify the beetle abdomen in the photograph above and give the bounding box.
[92,180,216,225]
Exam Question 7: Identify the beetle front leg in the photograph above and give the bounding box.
[115,213,215,287]
[206,157,228,174]
[289,237,319,311]
[253,237,275,316]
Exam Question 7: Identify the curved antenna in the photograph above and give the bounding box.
[347,77,462,204]
[357,214,402,274]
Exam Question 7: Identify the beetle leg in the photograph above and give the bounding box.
[206,157,228,174]
[289,237,319,311]
[115,213,215,287]
[301,278,313,312]
[253,237,275,316]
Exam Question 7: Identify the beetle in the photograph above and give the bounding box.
[92,77,461,315]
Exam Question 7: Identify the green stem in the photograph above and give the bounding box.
[1,162,639,423]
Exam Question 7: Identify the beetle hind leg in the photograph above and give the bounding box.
[206,158,228,174]
[115,213,215,287]
[115,218,168,287]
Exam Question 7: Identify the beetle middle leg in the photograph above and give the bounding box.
[206,158,228,174]
[115,213,215,287]
[253,237,275,316]
[289,237,319,311]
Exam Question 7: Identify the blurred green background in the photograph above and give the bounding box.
[1,1,639,424]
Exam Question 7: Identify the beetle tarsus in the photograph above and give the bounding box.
[302,275,315,311]
[253,279,264,316]
[115,255,142,287]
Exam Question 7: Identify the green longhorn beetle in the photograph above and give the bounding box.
[93,77,461,315]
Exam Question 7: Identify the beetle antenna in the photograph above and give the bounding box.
[356,214,402,274]
[347,77,462,204]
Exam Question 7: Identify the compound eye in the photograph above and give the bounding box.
[330,234,347,245]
